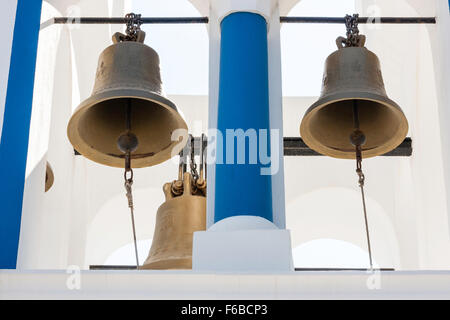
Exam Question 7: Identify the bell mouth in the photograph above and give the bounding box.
[300,92,409,159]
[67,88,188,168]
[142,193,206,270]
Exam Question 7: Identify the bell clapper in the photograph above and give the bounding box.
[350,100,374,273]
[117,98,141,270]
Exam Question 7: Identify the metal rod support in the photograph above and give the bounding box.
[52,16,435,25]
[284,137,412,157]
[280,16,436,24]
[53,17,209,24]
[74,137,412,157]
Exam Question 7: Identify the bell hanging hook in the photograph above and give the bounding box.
[125,13,143,40]
[112,13,146,43]
[336,14,366,48]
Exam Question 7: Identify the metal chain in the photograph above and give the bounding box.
[123,153,140,269]
[190,135,199,181]
[344,14,360,47]
[119,100,139,269]
[200,133,206,181]
[355,146,373,272]
[124,13,143,41]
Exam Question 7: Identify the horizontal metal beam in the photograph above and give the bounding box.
[284,137,412,157]
[75,137,412,157]
[51,16,435,25]
[280,16,436,24]
[53,16,209,24]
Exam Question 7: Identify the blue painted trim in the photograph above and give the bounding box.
[0,0,43,269]
[214,12,273,223]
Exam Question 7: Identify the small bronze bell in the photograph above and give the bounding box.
[142,172,206,270]
[45,162,54,192]
[67,31,187,168]
[300,30,408,159]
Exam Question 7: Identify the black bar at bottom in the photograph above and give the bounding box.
[294,268,395,271]
[89,265,395,271]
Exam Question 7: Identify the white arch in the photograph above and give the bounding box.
[293,238,380,268]
[84,186,163,267]
[287,187,401,268]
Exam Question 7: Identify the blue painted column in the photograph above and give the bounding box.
[0,0,43,269]
[214,12,273,223]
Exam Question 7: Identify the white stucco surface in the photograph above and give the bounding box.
[2,270,450,299]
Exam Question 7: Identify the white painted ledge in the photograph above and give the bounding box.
[1,270,450,299]
[193,216,293,272]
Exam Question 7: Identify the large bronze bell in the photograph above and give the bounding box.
[67,31,187,167]
[300,35,408,159]
[142,172,206,269]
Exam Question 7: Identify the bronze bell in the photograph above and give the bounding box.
[300,35,408,159]
[142,172,206,270]
[67,31,188,168]
[45,162,54,192]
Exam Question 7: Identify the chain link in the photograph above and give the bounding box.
[122,152,139,269]
[124,13,143,41]
[355,151,373,272]
[190,135,199,181]
[355,146,365,188]
[338,14,366,48]
[345,14,359,45]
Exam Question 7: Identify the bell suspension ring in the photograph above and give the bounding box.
[190,134,199,181]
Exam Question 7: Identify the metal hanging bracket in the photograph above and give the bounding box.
[45,15,435,30]
[112,13,146,43]
[336,14,366,48]
[171,134,207,198]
